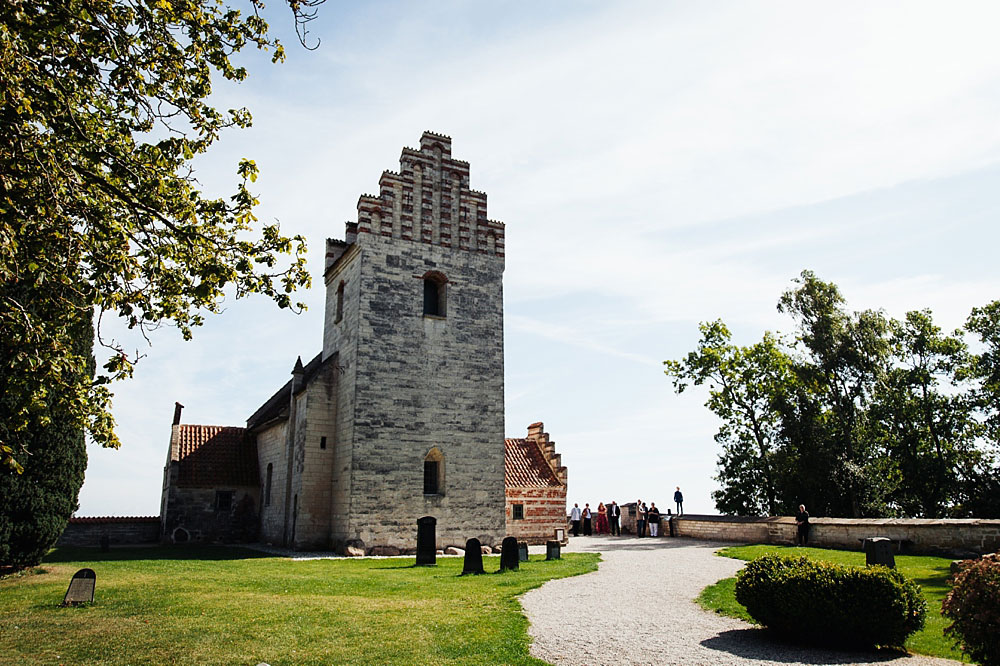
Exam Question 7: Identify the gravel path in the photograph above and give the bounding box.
[521,535,961,666]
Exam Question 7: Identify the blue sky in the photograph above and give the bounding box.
[78,1,1000,516]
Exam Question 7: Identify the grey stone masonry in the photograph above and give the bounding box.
[309,132,507,551]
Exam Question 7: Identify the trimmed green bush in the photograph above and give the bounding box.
[735,554,926,648]
[942,553,1000,666]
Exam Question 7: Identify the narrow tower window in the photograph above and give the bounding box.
[423,447,445,495]
[335,281,345,323]
[422,271,447,317]
[264,463,273,507]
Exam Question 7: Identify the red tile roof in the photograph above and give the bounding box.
[173,425,258,488]
[505,438,563,489]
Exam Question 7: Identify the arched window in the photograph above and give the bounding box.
[335,281,345,323]
[422,271,447,317]
[423,447,445,495]
[264,463,273,507]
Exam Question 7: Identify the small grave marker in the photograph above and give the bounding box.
[416,516,437,566]
[62,568,96,606]
[518,541,529,562]
[499,536,519,572]
[461,538,485,575]
[545,540,561,560]
[863,537,896,568]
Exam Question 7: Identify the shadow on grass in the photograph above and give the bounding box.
[44,545,274,564]
[701,628,910,664]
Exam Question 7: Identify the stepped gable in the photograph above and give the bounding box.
[352,131,505,256]
[505,422,566,488]
[171,424,258,488]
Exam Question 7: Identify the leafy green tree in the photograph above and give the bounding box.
[965,301,1000,443]
[0,282,90,570]
[871,310,977,517]
[957,300,1000,517]
[1,0,317,472]
[777,271,892,517]
[665,321,793,515]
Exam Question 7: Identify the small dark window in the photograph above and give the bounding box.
[422,272,447,317]
[320,436,327,450]
[424,460,439,495]
[215,490,234,511]
[264,464,273,507]
[512,504,524,520]
[335,281,345,323]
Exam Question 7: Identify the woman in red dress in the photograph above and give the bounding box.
[596,502,609,534]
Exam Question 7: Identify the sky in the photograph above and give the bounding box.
[77,0,1000,517]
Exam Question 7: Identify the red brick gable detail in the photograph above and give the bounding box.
[170,424,258,488]
[505,422,568,544]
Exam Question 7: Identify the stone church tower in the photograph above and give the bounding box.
[247,132,506,551]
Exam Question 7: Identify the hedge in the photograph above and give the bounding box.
[735,554,926,648]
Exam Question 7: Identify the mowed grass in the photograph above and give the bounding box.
[0,546,599,665]
[696,544,962,661]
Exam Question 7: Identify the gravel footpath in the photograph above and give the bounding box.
[521,535,961,666]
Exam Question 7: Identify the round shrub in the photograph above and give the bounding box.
[735,554,926,648]
[942,553,1000,666]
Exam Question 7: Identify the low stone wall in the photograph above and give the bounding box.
[671,514,1000,556]
[57,517,161,547]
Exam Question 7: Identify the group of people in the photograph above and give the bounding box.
[568,501,622,536]
[568,487,685,538]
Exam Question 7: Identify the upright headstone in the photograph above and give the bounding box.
[462,538,485,575]
[667,515,677,537]
[518,541,529,562]
[864,537,896,568]
[416,516,437,566]
[499,536,519,572]
[545,540,561,560]
[62,568,96,606]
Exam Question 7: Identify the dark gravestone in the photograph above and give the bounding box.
[499,536,519,572]
[416,516,437,566]
[462,538,485,575]
[62,568,96,606]
[518,541,529,562]
[545,540,561,560]
[667,515,677,537]
[863,537,896,568]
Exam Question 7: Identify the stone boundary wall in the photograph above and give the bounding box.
[672,514,1000,556]
[57,517,161,547]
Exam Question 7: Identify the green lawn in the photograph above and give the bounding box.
[0,546,599,665]
[697,544,963,661]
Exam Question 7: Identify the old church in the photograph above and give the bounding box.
[160,132,567,552]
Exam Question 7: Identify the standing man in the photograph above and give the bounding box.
[795,504,810,546]
[608,501,621,536]
[674,486,684,515]
[583,503,593,536]
[570,503,582,537]
[636,500,647,537]
[648,502,661,537]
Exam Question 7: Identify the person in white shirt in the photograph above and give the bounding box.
[570,503,582,537]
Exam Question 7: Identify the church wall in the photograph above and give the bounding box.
[255,421,287,545]
[290,365,339,550]
[322,248,362,550]
[347,233,506,549]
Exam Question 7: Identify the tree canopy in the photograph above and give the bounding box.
[1,0,318,471]
[666,270,1000,518]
